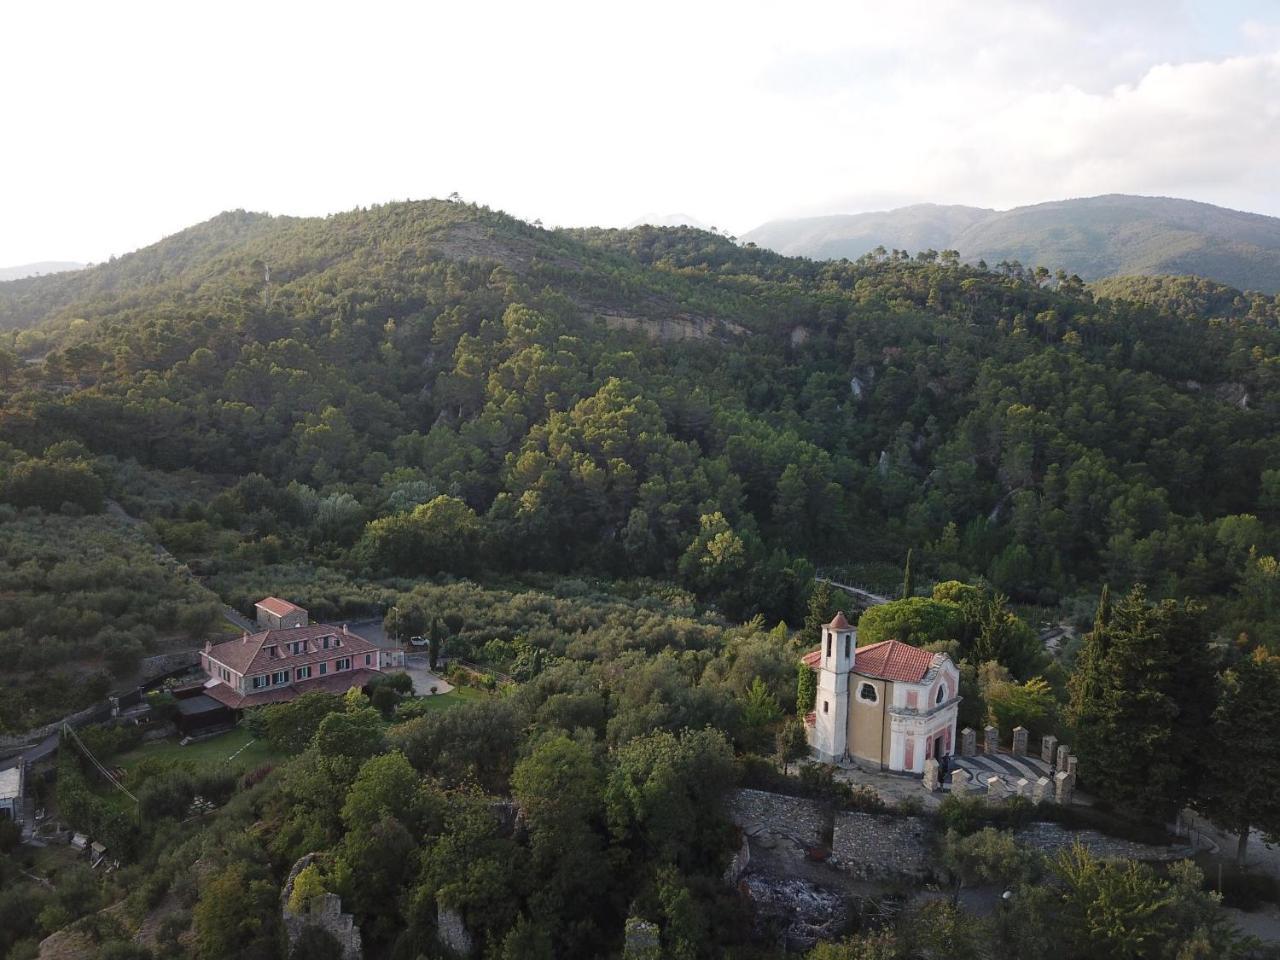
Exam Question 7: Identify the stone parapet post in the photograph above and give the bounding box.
[1055,744,1070,772]
[1011,726,1028,756]
[1054,771,1073,805]
[984,725,999,755]
[960,728,976,757]
[1032,776,1051,803]
[986,775,1004,800]
[922,758,940,792]
[950,769,971,796]
[1041,735,1058,763]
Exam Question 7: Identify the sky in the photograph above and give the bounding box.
[3,0,1279,265]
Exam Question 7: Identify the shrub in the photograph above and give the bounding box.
[937,795,988,836]
[288,863,328,913]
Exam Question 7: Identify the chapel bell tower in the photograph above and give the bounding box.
[813,610,856,761]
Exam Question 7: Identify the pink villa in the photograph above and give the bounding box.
[804,612,961,774]
[197,599,392,710]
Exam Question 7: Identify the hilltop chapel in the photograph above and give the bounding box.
[803,612,961,775]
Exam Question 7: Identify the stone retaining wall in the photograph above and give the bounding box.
[831,812,932,881]
[1013,823,1193,862]
[729,788,829,848]
[140,650,199,679]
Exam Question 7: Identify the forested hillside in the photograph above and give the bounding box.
[745,195,1280,293]
[2,199,1280,638]
[6,200,1280,959]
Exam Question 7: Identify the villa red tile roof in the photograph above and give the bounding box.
[256,597,304,617]
[205,624,378,677]
[202,668,381,709]
[852,639,936,683]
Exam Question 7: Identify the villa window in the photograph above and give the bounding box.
[364,653,372,666]
[319,662,327,675]
[272,670,288,685]
[936,685,946,705]
[252,675,268,690]
[858,683,878,703]
[296,666,311,681]
[336,657,351,671]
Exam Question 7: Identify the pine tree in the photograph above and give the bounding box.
[1196,649,1280,864]
[902,549,915,599]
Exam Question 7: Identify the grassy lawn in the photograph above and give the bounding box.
[405,685,487,713]
[115,726,284,776]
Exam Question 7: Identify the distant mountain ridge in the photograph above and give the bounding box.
[0,261,84,282]
[744,195,1280,293]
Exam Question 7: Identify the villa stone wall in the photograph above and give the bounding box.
[438,905,475,956]
[280,853,362,960]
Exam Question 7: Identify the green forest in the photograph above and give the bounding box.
[3,199,1280,958]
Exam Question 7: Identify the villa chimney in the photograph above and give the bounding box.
[343,623,350,636]
[242,631,248,644]
[204,640,212,653]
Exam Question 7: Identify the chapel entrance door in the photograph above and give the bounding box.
[934,734,945,759]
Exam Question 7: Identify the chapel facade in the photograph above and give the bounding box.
[803,611,961,775]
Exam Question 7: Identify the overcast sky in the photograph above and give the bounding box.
[4,0,1279,265]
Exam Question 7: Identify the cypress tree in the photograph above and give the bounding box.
[804,580,834,638]
[902,549,914,599]
[1196,649,1280,864]
[1068,586,1214,821]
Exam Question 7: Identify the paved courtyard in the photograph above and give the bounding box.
[825,762,948,808]
[952,751,1054,790]
[398,654,453,696]
[347,621,453,696]
[815,750,1066,809]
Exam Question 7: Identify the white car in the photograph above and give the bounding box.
[409,635,428,646]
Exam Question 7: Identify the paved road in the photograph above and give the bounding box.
[0,731,61,771]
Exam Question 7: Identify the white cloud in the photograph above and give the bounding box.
[0,0,1277,262]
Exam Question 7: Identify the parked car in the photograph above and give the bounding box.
[409,635,428,646]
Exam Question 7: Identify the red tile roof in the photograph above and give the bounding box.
[205,624,379,677]
[801,649,823,669]
[826,611,852,630]
[202,668,381,709]
[852,639,937,683]
[256,597,304,617]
